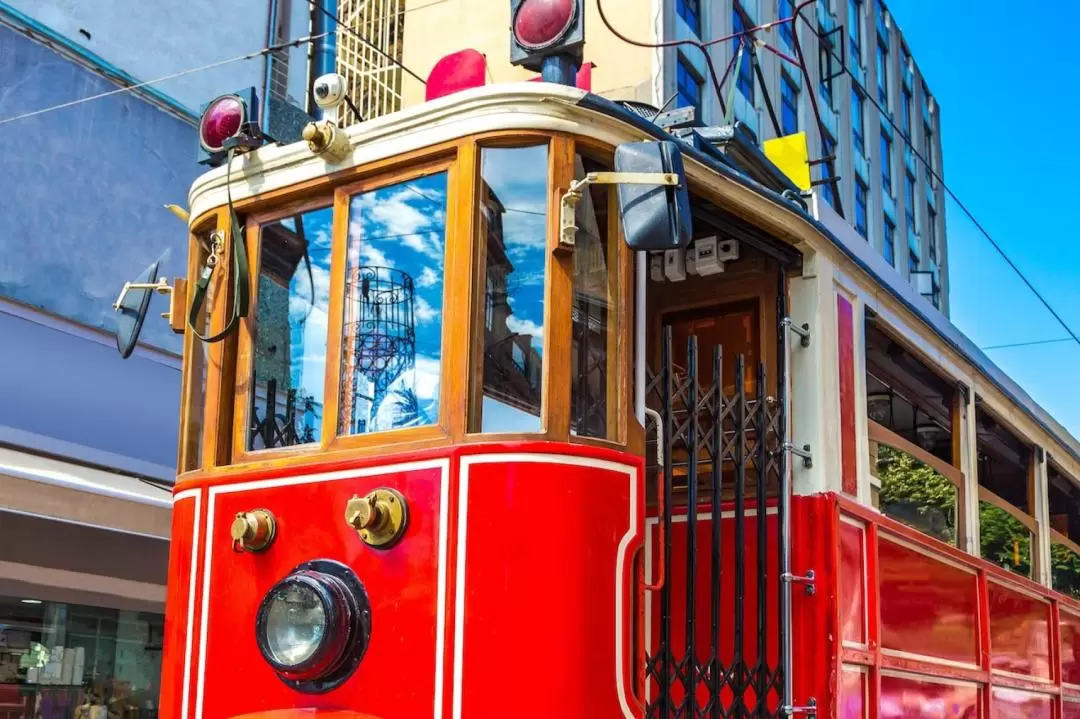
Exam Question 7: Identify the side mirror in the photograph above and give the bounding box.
[113,252,173,359]
[614,140,692,251]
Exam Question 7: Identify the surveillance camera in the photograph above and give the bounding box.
[312,73,346,109]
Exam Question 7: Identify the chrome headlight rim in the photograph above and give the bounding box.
[255,559,371,693]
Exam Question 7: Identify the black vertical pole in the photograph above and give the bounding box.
[685,336,699,716]
[709,345,724,719]
[755,362,770,718]
[659,326,675,715]
[733,355,747,714]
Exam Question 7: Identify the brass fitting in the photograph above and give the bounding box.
[345,489,408,548]
[230,509,276,552]
[302,120,351,163]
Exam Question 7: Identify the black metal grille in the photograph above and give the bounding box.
[644,323,786,719]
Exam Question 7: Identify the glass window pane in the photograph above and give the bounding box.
[571,156,616,440]
[980,500,1033,579]
[339,172,448,435]
[474,145,549,433]
[247,205,333,451]
[875,443,957,544]
[1052,542,1080,599]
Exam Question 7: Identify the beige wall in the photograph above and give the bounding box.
[402,0,659,107]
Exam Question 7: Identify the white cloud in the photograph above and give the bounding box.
[417,267,440,288]
[414,296,440,324]
[505,315,544,342]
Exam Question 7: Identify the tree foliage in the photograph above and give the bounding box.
[877,445,956,544]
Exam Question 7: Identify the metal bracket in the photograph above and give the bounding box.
[783,442,813,469]
[112,278,172,311]
[781,569,816,595]
[781,317,811,347]
[783,698,817,716]
[559,171,680,249]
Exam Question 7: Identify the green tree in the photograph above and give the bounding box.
[977,501,1031,578]
[1051,542,1080,599]
[876,445,957,544]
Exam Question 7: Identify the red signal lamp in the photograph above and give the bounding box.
[509,0,585,73]
[197,87,264,167]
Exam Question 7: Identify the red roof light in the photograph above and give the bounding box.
[200,95,245,153]
[513,0,576,50]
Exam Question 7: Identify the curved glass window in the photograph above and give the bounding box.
[339,172,448,435]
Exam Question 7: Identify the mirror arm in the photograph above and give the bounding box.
[113,278,173,311]
[559,172,680,249]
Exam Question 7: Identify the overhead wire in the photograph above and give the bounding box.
[307,0,427,85]
[0,32,331,127]
[981,338,1075,352]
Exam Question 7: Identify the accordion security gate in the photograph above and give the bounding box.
[644,313,792,718]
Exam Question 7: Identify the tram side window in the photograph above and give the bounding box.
[339,172,448,436]
[975,407,1035,579]
[471,145,549,433]
[570,155,617,440]
[246,205,333,451]
[1048,463,1080,599]
[864,319,960,545]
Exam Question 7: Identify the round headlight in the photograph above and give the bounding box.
[255,560,371,692]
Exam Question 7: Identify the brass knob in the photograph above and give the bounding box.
[345,489,407,548]
[302,122,328,151]
[231,509,276,552]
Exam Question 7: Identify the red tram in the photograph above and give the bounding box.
[113,33,1080,719]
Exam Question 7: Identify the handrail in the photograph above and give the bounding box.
[977,486,1037,534]
[868,419,964,488]
[1049,527,1080,560]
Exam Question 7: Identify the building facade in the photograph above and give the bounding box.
[0,1,303,716]
[399,0,948,313]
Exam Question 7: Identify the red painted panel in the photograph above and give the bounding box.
[160,493,197,719]
[839,521,867,645]
[199,463,446,719]
[879,675,978,718]
[837,294,857,496]
[460,456,640,716]
[878,535,979,664]
[1063,611,1080,685]
[1065,700,1080,719]
[989,687,1052,718]
[987,581,1051,679]
[644,507,781,712]
[839,667,866,719]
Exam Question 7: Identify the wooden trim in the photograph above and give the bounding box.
[868,419,964,487]
[543,134,575,442]
[204,205,238,470]
[447,140,479,443]
[1051,528,1080,559]
[978,486,1037,533]
[177,219,214,474]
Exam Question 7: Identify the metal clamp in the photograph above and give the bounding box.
[783,698,817,716]
[559,171,680,249]
[782,442,813,468]
[113,277,172,311]
[781,317,811,348]
[781,569,816,595]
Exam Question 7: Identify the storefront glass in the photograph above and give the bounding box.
[0,596,163,719]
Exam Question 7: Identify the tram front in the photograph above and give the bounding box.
[113,83,690,719]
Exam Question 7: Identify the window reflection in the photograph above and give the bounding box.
[875,443,957,544]
[980,500,1033,579]
[571,155,615,439]
[247,206,333,451]
[339,172,447,435]
[473,145,548,433]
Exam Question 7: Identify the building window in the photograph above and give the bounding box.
[883,217,895,265]
[678,0,702,34]
[876,40,889,107]
[880,129,892,193]
[734,5,755,103]
[781,73,799,135]
[676,56,703,118]
[928,206,937,262]
[848,0,862,63]
[779,0,795,46]
[820,38,836,107]
[907,249,918,273]
[855,180,868,238]
[901,87,912,138]
[923,121,934,185]
[821,133,838,208]
[904,172,916,231]
[851,87,864,154]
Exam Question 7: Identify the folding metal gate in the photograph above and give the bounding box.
[643,289,794,719]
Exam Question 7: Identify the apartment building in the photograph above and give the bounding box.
[399,0,948,313]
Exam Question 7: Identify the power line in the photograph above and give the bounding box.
[0,32,330,127]
[795,13,1080,352]
[308,0,427,85]
[982,338,1075,351]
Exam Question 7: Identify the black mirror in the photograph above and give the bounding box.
[114,257,162,359]
[614,140,692,251]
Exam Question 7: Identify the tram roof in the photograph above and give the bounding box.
[188,82,1080,468]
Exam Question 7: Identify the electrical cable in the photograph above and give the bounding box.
[982,338,1075,352]
[308,0,427,85]
[0,32,330,127]
[795,11,1080,352]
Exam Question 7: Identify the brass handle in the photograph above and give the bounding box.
[231,509,276,552]
[345,489,408,548]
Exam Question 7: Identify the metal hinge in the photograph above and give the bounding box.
[781,569,816,595]
[783,698,817,716]
[782,442,813,468]
[781,317,811,348]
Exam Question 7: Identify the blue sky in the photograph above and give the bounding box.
[886,0,1080,439]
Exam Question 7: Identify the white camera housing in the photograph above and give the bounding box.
[312,73,346,109]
